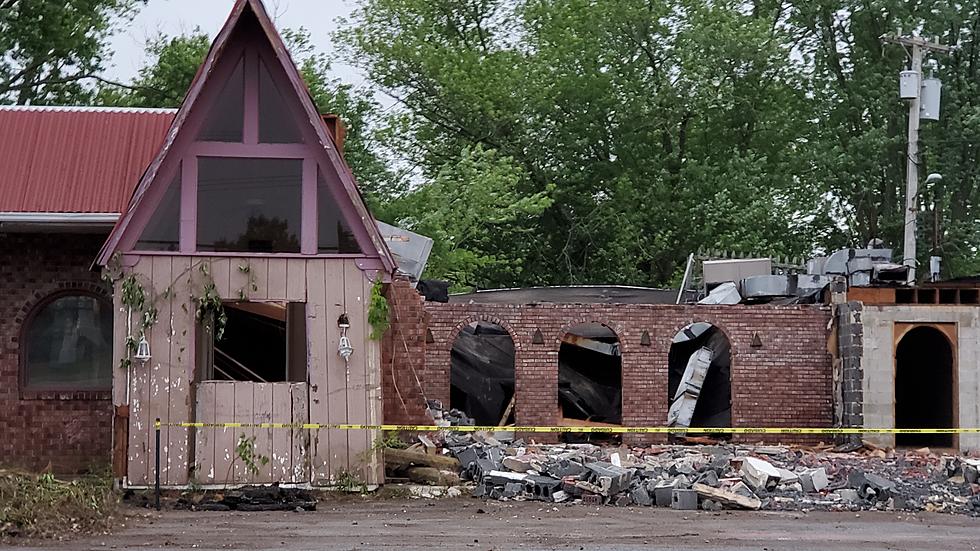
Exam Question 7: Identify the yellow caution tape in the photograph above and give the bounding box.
[151,421,980,435]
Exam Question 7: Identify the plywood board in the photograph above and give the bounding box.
[209,257,232,299]
[193,382,216,483]
[267,260,287,301]
[252,382,274,484]
[271,383,292,481]
[324,259,349,481]
[249,258,270,300]
[290,384,310,483]
[343,260,372,484]
[286,258,306,301]
[233,382,254,482]
[305,260,332,483]
[149,256,173,486]
[167,256,194,485]
[213,381,237,485]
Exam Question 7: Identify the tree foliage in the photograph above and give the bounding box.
[340,0,980,288]
[0,0,141,104]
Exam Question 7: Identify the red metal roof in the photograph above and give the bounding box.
[0,105,175,213]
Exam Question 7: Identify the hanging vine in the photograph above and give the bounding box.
[367,277,390,340]
[193,262,227,341]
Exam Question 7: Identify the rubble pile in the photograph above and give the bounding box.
[423,433,980,515]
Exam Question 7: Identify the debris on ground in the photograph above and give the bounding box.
[391,434,980,516]
[174,486,316,512]
[0,469,117,539]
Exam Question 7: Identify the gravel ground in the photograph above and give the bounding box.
[9,496,980,551]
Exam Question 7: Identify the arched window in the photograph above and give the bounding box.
[22,293,112,391]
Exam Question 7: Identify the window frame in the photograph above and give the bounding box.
[19,290,114,394]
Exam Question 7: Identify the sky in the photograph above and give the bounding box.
[105,0,365,86]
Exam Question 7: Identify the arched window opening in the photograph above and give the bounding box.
[450,321,515,426]
[558,323,622,442]
[896,326,954,448]
[667,323,732,430]
[22,293,112,391]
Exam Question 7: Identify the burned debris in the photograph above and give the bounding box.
[558,324,622,433]
[450,322,515,426]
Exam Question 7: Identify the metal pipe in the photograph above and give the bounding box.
[154,418,161,511]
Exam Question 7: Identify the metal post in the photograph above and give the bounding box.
[903,44,922,284]
[154,417,161,511]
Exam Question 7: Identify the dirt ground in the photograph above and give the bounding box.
[9,497,979,551]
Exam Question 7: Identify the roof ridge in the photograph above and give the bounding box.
[0,104,178,114]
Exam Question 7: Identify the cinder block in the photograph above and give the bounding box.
[671,488,698,510]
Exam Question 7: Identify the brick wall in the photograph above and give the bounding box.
[383,286,835,445]
[0,232,113,473]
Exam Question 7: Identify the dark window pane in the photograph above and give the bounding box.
[135,168,181,251]
[317,167,360,253]
[25,295,112,390]
[197,157,302,252]
[198,55,244,142]
[259,58,303,144]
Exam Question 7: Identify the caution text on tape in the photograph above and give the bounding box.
[151,421,980,435]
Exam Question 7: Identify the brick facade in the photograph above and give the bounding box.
[0,232,113,472]
[383,280,834,445]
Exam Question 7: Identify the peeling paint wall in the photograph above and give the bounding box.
[114,255,381,487]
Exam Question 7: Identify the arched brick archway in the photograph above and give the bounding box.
[666,321,733,429]
[447,317,518,425]
[558,321,623,435]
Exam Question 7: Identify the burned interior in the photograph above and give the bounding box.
[667,322,732,429]
[450,321,516,425]
[895,325,954,448]
[558,323,622,431]
[198,301,308,383]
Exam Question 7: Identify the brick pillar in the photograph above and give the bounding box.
[380,278,430,424]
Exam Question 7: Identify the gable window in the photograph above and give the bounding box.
[136,169,181,251]
[22,293,112,391]
[196,157,302,253]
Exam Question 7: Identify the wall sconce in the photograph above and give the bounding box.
[135,335,152,363]
[338,314,353,361]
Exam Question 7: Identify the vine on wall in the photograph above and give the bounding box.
[368,278,390,340]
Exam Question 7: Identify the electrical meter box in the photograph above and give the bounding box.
[899,70,920,99]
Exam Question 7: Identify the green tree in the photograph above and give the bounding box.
[0,0,142,104]
[98,30,210,107]
[341,0,831,286]
[387,145,554,290]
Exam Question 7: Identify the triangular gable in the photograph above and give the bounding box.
[97,0,395,274]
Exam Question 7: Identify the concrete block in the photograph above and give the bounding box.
[800,468,829,493]
[671,488,698,510]
[524,474,562,501]
[776,468,799,485]
[653,483,674,507]
[502,482,523,498]
[741,456,780,491]
[630,485,653,506]
[835,488,861,504]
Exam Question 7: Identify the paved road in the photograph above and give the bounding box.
[10,498,980,551]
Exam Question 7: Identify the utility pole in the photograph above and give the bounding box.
[880,33,949,284]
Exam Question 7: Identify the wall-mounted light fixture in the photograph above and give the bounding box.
[135,335,152,363]
[338,314,353,361]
